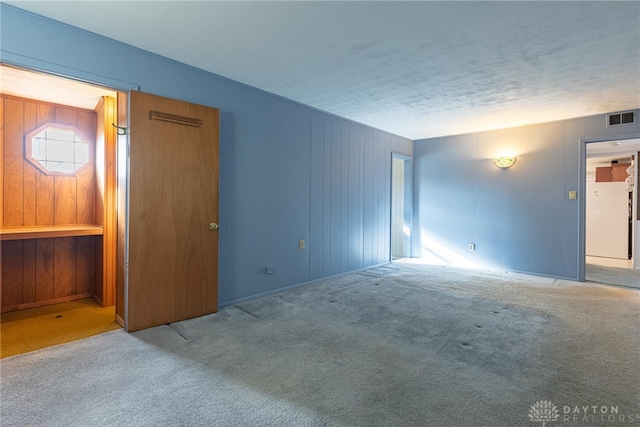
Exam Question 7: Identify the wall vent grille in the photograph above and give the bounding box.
[148,110,203,127]
[607,111,635,127]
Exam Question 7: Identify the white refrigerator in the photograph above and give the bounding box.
[586,181,629,259]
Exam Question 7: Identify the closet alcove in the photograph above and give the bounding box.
[1,92,118,320]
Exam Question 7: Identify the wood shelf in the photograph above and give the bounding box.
[0,224,104,241]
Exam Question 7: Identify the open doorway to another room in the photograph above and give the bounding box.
[585,138,640,288]
[0,65,125,357]
[391,154,412,261]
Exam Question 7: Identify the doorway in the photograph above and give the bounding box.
[0,65,124,356]
[1,65,220,346]
[584,138,640,288]
[391,154,412,260]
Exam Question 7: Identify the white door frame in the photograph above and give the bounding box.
[578,132,640,281]
[391,153,413,260]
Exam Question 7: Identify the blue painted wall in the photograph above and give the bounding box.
[413,114,639,280]
[1,5,412,305]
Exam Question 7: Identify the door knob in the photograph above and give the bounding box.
[209,223,219,231]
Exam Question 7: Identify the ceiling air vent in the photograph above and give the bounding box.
[607,111,635,126]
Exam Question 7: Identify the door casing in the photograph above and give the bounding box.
[578,132,640,281]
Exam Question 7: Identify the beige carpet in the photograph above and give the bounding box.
[1,262,638,426]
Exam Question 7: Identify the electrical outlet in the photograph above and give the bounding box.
[265,266,274,274]
[468,243,475,251]
[299,240,305,250]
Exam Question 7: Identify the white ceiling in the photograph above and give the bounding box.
[4,1,640,140]
[0,65,117,110]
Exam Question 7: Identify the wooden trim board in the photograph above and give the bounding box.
[0,224,103,240]
[1,292,92,313]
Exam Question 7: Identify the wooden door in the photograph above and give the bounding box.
[126,91,219,332]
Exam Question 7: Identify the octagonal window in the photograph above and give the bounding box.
[25,123,91,175]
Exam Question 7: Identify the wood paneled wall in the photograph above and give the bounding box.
[309,110,412,280]
[1,95,98,312]
[2,96,96,226]
[94,96,117,307]
[116,93,127,323]
[2,237,95,308]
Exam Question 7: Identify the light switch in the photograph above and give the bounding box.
[299,240,305,250]
[568,191,577,200]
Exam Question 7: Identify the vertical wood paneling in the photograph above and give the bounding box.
[309,111,324,280]
[94,98,106,303]
[116,92,128,321]
[308,110,412,279]
[23,102,37,226]
[35,238,54,302]
[94,98,106,227]
[375,134,382,263]
[54,177,77,225]
[3,98,24,226]
[76,236,94,295]
[77,109,96,140]
[22,239,37,303]
[364,127,374,267]
[322,115,332,277]
[36,104,55,225]
[1,96,99,311]
[358,128,365,270]
[36,103,55,126]
[330,117,342,275]
[76,159,94,223]
[2,241,23,306]
[348,124,360,271]
[0,96,4,229]
[381,135,388,263]
[53,107,78,225]
[36,172,55,225]
[378,135,388,263]
[372,132,381,263]
[94,236,104,302]
[340,121,349,272]
[53,237,76,298]
[76,110,95,224]
[376,134,384,264]
[54,106,77,126]
[100,96,117,307]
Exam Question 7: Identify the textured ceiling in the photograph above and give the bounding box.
[5,1,640,139]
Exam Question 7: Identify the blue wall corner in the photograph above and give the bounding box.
[413,115,640,280]
[1,4,412,304]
